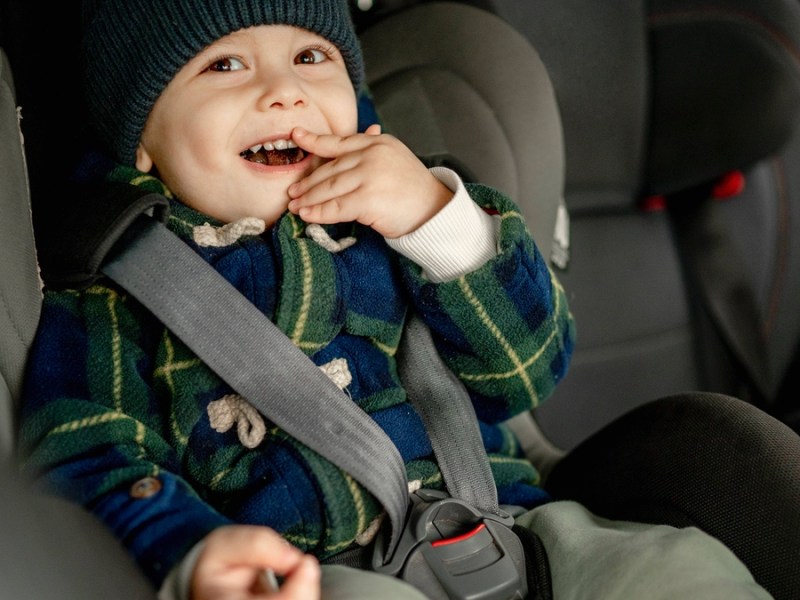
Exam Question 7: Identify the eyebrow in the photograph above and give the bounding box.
[200,37,245,56]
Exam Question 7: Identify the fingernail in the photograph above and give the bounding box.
[294,127,307,137]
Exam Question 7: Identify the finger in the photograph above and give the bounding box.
[364,123,382,136]
[274,556,320,600]
[291,127,375,159]
[288,151,362,199]
[289,158,367,206]
[289,178,362,223]
[295,191,366,226]
[202,526,305,575]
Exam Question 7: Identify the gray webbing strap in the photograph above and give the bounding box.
[102,217,410,553]
[398,317,500,516]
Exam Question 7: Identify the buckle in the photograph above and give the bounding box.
[372,489,527,600]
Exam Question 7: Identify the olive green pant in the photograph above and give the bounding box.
[321,501,771,600]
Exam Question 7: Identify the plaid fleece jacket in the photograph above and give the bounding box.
[21,169,575,586]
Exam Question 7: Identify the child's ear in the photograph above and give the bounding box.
[135,144,154,173]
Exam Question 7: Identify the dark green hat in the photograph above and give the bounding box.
[82,0,364,165]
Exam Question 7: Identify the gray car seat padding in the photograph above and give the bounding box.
[454,0,651,214]
[0,462,156,599]
[0,49,41,458]
[359,1,564,259]
[0,49,155,598]
[547,392,800,600]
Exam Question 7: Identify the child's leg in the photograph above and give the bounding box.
[320,565,428,600]
[544,393,800,597]
[516,501,771,600]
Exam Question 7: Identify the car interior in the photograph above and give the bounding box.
[2,0,800,597]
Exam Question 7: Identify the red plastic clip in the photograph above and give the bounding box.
[712,170,745,199]
[431,523,486,548]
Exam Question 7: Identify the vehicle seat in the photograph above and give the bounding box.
[352,0,800,448]
[0,46,156,599]
[0,47,40,460]
[4,4,800,598]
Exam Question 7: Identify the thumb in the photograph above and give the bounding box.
[365,123,382,136]
[274,556,321,600]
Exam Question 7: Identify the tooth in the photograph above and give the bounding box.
[249,144,262,153]
[273,139,288,150]
[287,140,298,149]
[263,142,275,151]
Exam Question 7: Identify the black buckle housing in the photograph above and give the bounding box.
[373,489,527,600]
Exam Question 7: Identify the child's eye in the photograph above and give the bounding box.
[206,56,245,72]
[294,48,329,65]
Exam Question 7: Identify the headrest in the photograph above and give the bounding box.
[359,1,565,259]
[646,0,800,194]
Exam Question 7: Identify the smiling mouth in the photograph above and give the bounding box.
[240,139,307,166]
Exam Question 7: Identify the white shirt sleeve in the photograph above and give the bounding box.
[385,167,500,283]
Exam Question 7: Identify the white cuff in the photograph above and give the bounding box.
[386,167,499,282]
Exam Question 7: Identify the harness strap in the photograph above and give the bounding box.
[102,215,412,554]
[399,317,500,516]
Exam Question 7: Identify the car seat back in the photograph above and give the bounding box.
[0,48,41,459]
[430,0,800,447]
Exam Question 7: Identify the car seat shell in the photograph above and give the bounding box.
[0,48,40,458]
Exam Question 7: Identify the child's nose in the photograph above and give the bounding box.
[255,73,307,111]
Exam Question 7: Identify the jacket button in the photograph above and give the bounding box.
[130,477,162,498]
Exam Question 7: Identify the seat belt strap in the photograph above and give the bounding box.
[102,215,411,553]
[398,317,500,516]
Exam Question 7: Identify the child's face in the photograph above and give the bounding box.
[135,25,358,225]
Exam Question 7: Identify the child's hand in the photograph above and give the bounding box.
[287,125,453,239]
[191,525,320,599]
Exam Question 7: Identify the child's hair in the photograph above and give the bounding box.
[81,0,364,166]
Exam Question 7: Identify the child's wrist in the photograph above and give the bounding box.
[387,167,499,282]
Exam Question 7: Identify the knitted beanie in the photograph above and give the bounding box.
[82,0,364,166]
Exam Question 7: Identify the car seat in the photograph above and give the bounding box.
[0,46,38,459]
[352,0,800,449]
[3,2,800,598]
[0,45,156,599]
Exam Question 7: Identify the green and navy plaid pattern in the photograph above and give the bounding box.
[21,167,575,586]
